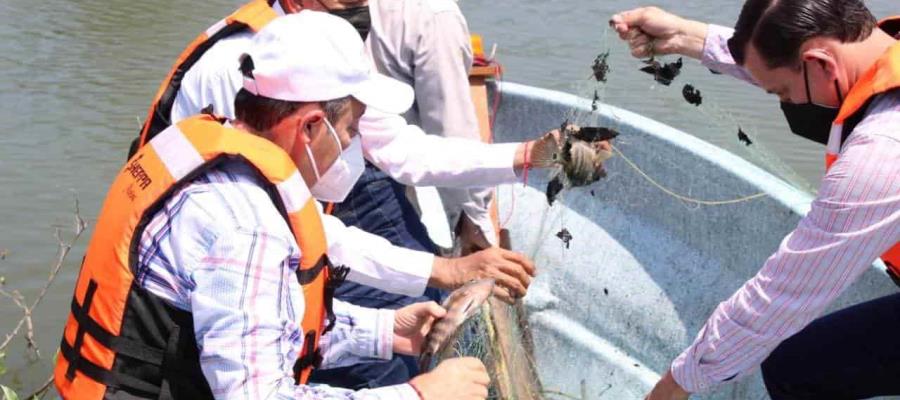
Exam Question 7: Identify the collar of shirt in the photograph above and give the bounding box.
[272,0,287,16]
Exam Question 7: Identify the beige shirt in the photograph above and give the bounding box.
[366,0,496,241]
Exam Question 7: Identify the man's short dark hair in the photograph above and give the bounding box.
[234,88,352,132]
[728,0,877,69]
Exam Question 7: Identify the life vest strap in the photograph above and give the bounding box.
[62,279,203,398]
[297,255,329,285]
[59,337,162,397]
[65,279,99,380]
[293,330,324,385]
[323,264,350,333]
[68,296,166,365]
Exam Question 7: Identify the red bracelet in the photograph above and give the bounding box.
[408,380,426,400]
[522,141,532,187]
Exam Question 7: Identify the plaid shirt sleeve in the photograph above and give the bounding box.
[669,74,900,393]
[190,224,419,400]
[135,163,420,400]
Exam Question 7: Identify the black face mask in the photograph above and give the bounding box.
[330,6,370,41]
[779,62,844,145]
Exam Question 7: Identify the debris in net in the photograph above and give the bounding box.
[591,50,610,82]
[592,90,600,111]
[682,84,702,106]
[640,57,683,86]
[418,279,495,372]
[538,122,615,205]
[571,126,620,143]
[590,190,596,197]
[555,228,573,248]
[633,363,640,368]
[738,127,753,146]
[546,178,565,205]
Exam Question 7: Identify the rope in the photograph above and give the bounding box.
[611,144,767,206]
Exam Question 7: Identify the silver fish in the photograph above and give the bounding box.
[418,278,495,371]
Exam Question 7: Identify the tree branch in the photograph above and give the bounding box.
[0,196,87,357]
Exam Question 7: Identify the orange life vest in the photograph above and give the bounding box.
[132,0,277,155]
[56,115,336,399]
[824,16,900,280]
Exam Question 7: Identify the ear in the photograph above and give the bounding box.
[297,108,327,142]
[801,48,838,81]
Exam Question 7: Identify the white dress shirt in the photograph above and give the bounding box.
[170,10,520,297]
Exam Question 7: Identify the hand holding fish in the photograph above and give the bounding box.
[610,7,708,60]
[432,247,534,304]
[531,123,616,204]
[392,301,447,356]
[409,357,491,400]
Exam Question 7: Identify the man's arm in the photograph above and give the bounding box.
[668,121,900,393]
[322,212,535,303]
[360,107,522,188]
[190,226,419,399]
[610,7,756,84]
[318,299,395,369]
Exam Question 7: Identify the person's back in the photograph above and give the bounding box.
[366,0,496,244]
[56,12,496,399]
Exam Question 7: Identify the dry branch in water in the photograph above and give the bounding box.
[0,197,87,358]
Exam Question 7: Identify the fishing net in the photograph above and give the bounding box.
[424,27,821,400]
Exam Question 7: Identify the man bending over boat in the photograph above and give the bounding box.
[612,0,900,398]
[129,0,592,389]
[54,12,492,400]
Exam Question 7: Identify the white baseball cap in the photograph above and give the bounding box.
[241,11,413,115]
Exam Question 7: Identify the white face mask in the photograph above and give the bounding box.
[305,118,365,203]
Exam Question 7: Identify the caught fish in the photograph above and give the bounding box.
[535,123,615,205]
[640,57,682,86]
[571,126,619,142]
[682,84,702,106]
[418,279,496,372]
[738,127,753,146]
[556,228,573,248]
[591,50,610,82]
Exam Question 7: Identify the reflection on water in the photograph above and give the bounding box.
[0,0,894,391]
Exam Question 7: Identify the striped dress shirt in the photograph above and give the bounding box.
[670,24,900,393]
[135,159,419,399]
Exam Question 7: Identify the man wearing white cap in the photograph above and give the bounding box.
[55,11,490,400]
[130,0,574,389]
